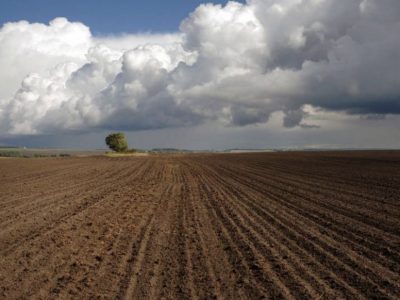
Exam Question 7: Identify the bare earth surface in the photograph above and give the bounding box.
[0,152,400,299]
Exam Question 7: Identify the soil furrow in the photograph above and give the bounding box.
[1,152,399,299]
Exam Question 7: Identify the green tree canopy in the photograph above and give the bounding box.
[105,132,128,152]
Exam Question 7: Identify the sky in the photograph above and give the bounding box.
[0,0,399,150]
[0,0,242,34]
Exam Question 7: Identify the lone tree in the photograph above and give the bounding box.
[105,132,128,152]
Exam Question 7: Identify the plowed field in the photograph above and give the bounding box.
[1,152,400,299]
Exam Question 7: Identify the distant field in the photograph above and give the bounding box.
[0,147,106,157]
[0,152,399,299]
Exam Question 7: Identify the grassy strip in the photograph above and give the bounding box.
[105,152,149,157]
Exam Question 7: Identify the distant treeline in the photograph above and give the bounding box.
[0,149,71,158]
[150,148,192,153]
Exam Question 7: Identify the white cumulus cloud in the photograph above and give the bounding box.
[1,0,400,136]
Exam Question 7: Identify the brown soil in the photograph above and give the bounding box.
[0,152,399,299]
